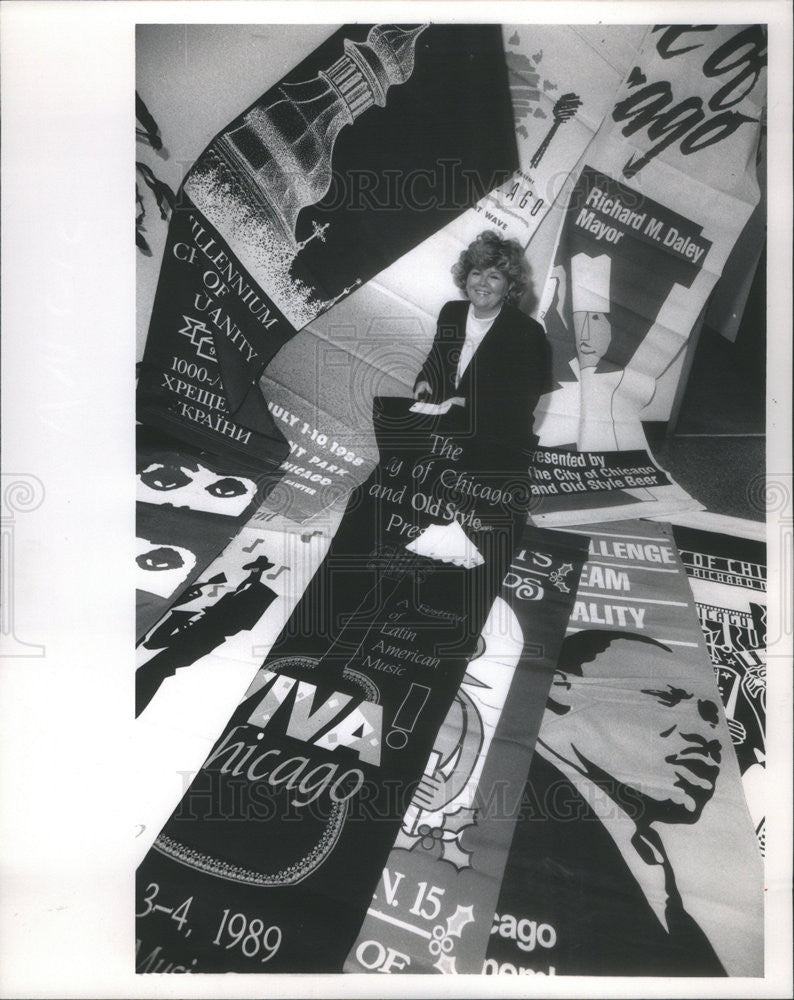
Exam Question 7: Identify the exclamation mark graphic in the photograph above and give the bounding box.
[386,683,431,750]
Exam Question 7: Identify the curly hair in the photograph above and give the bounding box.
[451,230,529,304]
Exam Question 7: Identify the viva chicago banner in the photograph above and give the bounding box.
[136,395,541,972]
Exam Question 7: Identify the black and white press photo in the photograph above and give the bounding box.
[0,4,791,998]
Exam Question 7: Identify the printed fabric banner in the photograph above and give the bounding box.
[136,396,533,972]
[672,524,767,855]
[485,519,763,977]
[135,518,338,720]
[531,25,766,524]
[136,426,274,639]
[344,524,588,973]
[137,24,518,469]
[134,510,346,862]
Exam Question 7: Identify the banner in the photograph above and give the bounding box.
[134,510,346,855]
[136,396,531,972]
[344,524,588,973]
[486,519,763,976]
[138,24,518,468]
[136,426,273,638]
[672,523,767,853]
[131,25,769,979]
[531,25,766,523]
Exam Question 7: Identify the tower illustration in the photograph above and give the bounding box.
[211,24,428,248]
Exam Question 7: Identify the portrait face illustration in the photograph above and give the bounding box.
[573,310,612,368]
[551,636,723,824]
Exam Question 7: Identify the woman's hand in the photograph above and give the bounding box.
[413,379,432,401]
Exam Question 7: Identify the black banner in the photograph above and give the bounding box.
[136,396,531,971]
[135,426,276,640]
[672,524,767,853]
[137,24,518,467]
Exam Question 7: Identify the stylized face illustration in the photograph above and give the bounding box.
[140,462,195,491]
[138,460,255,516]
[553,638,723,824]
[135,537,197,598]
[136,546,184,572]
[205,477,248,498]
[466,266,509,316]
[573,311,612,368]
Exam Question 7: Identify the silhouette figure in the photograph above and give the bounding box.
[136,556,278,716]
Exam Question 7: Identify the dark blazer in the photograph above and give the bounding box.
[414,300,550,453]
[488,752,727,976]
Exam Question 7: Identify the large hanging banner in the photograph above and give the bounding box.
[343,524,588,974]
[531,25,766,524]
[485,519,763,977]
[136,396,534,972]
[672,523,767,855]
[134,510,346,857]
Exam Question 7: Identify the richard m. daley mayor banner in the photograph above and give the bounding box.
[531,25,766,524]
